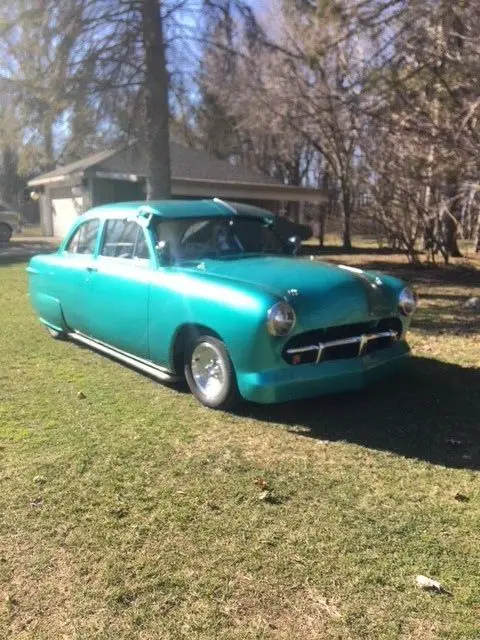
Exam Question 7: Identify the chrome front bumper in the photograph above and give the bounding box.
[238,339,410,404]
[285,329,399,363]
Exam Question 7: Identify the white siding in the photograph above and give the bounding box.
[52,197,83,238]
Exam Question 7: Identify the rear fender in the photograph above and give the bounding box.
[30,292,68,332]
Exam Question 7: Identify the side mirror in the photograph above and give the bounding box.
[286,235,301,256]
[157,240,173,266]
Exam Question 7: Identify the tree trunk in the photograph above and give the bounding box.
[0,147,20,204]
[473,209,480,253]
[443,212,462,257]
[443,177,463,258]
[318,167,329,248]
[318,208,326,247]
[140,0,171,200]
[342,184,352,249]
[43,117,55,171]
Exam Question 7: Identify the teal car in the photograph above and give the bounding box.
[27,199,417,410]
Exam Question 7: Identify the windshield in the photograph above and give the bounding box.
[153,216,286,262]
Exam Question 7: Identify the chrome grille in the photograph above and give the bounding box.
[283,318,403,365]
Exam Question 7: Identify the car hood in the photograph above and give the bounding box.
[183,255,403,328]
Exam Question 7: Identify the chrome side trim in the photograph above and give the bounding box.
[286,330,398,359]
[69,332,180,382]
[287,344,319,354]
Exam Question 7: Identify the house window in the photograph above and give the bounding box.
[65,219,100,255]
[100,219,151,260]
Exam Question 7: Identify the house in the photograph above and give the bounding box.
[28,140,325,238]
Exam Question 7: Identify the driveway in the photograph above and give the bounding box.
[0,239,58,265]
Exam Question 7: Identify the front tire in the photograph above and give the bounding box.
[0,223,12,244]
[184,335,240,410]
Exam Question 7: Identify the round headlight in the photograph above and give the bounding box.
[399,287,417,316]
[267,302,296,337]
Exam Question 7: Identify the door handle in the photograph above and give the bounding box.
[86,266,98,272]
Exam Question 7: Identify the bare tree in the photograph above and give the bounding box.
[199,0,390,248]
[140,0,171,199]
[197,3,325,220]
[359,0,480,261]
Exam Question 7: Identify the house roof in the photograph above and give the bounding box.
[29,141,281,187]
[28,140,326,204]
[29,148,122,185]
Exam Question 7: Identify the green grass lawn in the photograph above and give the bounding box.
[0,252,479,639]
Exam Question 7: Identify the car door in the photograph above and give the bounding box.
[82,218,152,359]
[58,217,101,334]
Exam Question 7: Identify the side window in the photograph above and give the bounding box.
[101,220,150,260]
[66,219,100,255]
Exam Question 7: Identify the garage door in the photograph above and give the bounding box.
[52,197,83,238]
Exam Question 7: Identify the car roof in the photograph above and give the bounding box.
[82,199,275,222]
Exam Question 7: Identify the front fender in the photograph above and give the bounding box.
[148,269,280,372]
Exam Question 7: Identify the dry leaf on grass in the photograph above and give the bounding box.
[464,296,480,310]
[416,575,452,596]
[258,490,283,505]
[254,477,269,490]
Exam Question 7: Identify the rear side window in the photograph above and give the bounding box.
[66,219,100,255]
[100,220,151,260]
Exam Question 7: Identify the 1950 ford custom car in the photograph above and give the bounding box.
[27,199,417,409]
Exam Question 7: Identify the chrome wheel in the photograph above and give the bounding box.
[191,341,227,402]
[184,334,240,410]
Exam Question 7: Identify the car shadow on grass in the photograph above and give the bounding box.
[411,308,480,336]
[239,356,480,471]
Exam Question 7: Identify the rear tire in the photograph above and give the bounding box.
[184,335,240,410]
[0,223,12,244]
